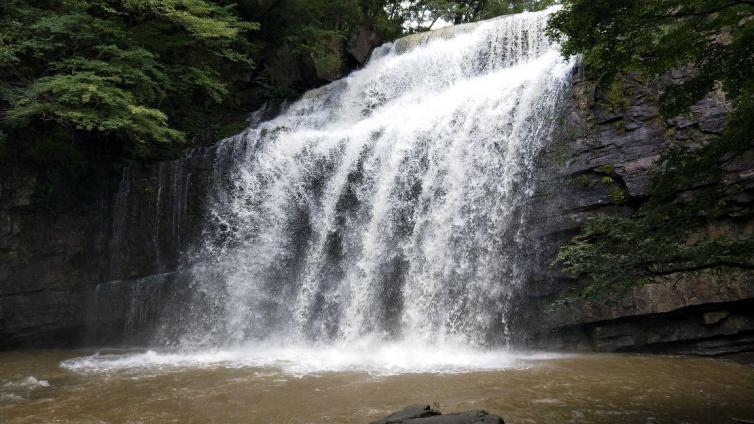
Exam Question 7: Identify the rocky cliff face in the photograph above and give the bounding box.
[0,147,218,348]
[1,64,752,356]
[0,172,105,348]
[84,148,221,346]
[518,66,754,361]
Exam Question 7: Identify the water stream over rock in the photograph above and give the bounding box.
[143,8,576,355]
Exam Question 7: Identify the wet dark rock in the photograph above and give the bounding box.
[0,147,216,348]
[86,272,179,345]
[703,311,730,325]
[691,96,728,134]
[593,108,622,124]
[348,25,383,65]
[408,411,504,424]
[625,103,659,121]
[372,405,504,424]
[372,405,441,423]
[667,115,695,129]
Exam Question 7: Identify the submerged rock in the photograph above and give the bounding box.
[372,405,504,424]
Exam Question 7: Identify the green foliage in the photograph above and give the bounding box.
[548,0,754,117]
[6,73,183,143]
[391,0,555,32]
[0,0,256,166]
[604,78,629,109]
[549,0,754,291]
[556,214,754,294]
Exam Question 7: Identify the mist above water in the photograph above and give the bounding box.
[61,342,567,376]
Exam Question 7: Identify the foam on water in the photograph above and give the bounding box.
[0,376,50,403]
[61,344,568,376]
[1,376,50,390]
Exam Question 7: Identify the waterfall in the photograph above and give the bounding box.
[159,8,576,350]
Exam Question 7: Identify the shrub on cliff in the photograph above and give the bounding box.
[548,0,754,292]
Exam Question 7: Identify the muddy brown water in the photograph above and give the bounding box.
[1,350,753,423]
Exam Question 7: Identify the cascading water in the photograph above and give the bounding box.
[72,8,577,374]
[157,8,575,350]
[10,10,754,424]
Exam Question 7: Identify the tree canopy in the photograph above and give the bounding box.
[0,0,258,166]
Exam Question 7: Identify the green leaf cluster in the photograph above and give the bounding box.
[0,0,256,166]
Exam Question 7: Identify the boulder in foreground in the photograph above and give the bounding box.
[372,404,504,424]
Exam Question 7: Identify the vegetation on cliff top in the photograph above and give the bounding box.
[0,0,403,170]
[548,0,754,293]
[0,0,259,167]
[0,0,549,173]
